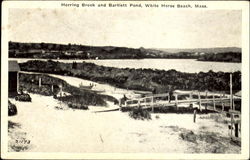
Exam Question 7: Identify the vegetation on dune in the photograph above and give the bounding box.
[179,130,241,153]
[15,93,32,102]
[199,114,229,124]
[20,60,241,94]
[129,106,151,120]
[161,125,240,153]
[8,101,17,116]
[8,121,31,152]
[9,42,241,62]
[8,121,20,129]
[58,96,89,110]
[19,73,117,107]
[19,73,63,96]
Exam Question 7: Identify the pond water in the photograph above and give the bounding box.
[10,58,241,73]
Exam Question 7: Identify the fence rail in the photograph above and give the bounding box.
[121,90,241,113]
[121,90,242,139]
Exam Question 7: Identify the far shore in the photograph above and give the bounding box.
[9,57,242,63]
[9,41,242,63]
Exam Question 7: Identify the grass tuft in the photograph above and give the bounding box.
[129,106,151,120]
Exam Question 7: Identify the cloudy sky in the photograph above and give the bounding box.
[8,9,241,49]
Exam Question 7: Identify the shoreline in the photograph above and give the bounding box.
[9,57,242,63]
[19,60,242,94]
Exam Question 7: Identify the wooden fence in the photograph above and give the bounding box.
[121,91,241,112]
[121,90,241,138]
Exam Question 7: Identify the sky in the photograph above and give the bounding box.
[8,9,241,49]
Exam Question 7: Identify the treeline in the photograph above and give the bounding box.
[9,42,241,62]
[9,41,144,59]
[198,52,241,63]
[19,60,241,93]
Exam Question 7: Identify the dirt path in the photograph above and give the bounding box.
[21,71,142,100]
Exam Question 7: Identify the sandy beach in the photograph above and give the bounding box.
[8,93,240,153]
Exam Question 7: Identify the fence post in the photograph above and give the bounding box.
[143,98,146,107]
[17,72,19,93]
[189,92,192,106]
[39,77,42,88]
[118,99,121,107]
[230,113,233,137]
[151,96,154,112]
[213,94,216,111]
[239,119,241,137]
[233,97,235,111]
[205,91,208,110]
[51,85,54,93]
[230,73,233,110]
[220,94,224,112]
[59,84,62,108]
[175,94,178,109]
[198,91,201,111]
[193,109,197,123]
[235,122,239,138]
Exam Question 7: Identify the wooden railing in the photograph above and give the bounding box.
[121,90,241,112]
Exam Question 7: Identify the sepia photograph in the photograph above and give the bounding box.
[1,1,249,159]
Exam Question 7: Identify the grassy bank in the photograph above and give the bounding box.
[19,73,117,107]
[19,60,241,94]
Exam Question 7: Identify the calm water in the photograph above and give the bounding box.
[10,58,241,73]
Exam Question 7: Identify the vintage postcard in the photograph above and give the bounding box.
[1,1,249,159]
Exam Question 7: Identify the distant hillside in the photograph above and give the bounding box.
[9,41,144,59]
[142,47,242,62]
[198,52,241,63]
[9,42,241,62]
[150,47,241,54]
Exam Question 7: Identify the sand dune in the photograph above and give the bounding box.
[8,93,240,153]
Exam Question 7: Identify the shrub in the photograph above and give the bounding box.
[180,131,197,143]
[68,102,88,110]
[15,93,32,102]
[155,115,160,119]
[57,95,105,106]
[8,121,20,129]
[230,138,241,147]
[8,101,17,116]
[129,106,151,120]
